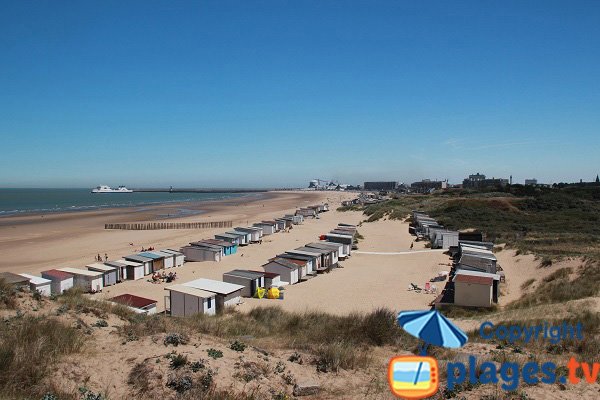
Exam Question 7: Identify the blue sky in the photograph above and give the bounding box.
[1,1,599,188]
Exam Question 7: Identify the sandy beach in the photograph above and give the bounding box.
[2,189,548,315]
[0,191,345,274]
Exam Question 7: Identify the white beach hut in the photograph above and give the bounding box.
[182,278,244,312]
[165,284,217,317]
[163,249,185,267]
[86,262,118,286]
[262,258,300,285]
[18,273,52,297]
[41,269,74,295]
[57,267,104,293]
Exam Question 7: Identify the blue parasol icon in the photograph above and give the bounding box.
[398,310,468,350]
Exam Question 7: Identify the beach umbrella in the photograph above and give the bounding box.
[397,310,468,349]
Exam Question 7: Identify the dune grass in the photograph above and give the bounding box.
[0,278,17,309]
[119,306,416,372]
[0,316,85,399]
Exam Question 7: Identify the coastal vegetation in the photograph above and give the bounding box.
[342,186,600,260]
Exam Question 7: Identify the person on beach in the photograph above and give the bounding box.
[104,253,108,261]
[97,253,101,261]
[410,242,414,250]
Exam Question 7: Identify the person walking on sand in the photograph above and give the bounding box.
[104,253,108,261]
[410,242,414,250]
[97,253,101,262]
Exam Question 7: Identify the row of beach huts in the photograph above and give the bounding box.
[0,204,342,316]
[410,211,503,309]
[164,222,357,317]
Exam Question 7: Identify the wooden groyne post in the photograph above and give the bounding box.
[104,221,233,230]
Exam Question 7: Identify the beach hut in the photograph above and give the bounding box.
[196,239,236,256]
[306,242,340,265]
[273,219,287,231]
[276,253,315,275]
[285,214,303,224]
[110,294,158,315]
[148,251,174,269]
[139,251,165,272]
[41,269,74,294]
[261,220,280,232]
[285,249,322,271]
[322,240,348,259]
[86,263,118,286]
[182,278,244,312]
[262,258,300,284]
[295,246,333,270]
[164,284,217,317]
[114,259,145,280]
[248,270,281,288]
[453,270,500,308]
[104,260,127,282]
[296,208,317,219]
[18,273,52,297]
[214,233,241,246]
[0,272,30,290]
[222,270,265,297]
[253,222,276,235]
[325,233,353,255]
[57,268,104,293]
[124,254,154,276]
[226,231,250,246]
[181,245,222,262]
[234,227,262,243]
[163,249,185,267]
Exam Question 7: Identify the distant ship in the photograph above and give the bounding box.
[91,185,133,193]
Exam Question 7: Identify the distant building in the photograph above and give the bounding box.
[525,179,538,186]
[463,173,509,189]
[410,179,445,193]
[363,181,398,191]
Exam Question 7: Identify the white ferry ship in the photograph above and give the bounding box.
[91,185,133,193]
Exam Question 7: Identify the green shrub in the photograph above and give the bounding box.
[169,353,188,369]
[207,348,223,359]
[229,340,246,352]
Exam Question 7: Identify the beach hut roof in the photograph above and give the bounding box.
[18,273,51,285]
[247,270,280,279]
[86,263,116,272]
[285,250,319,258]
[214,233,239,239]
[224,269,264,279]
[148,250,173,258]
[41,269,73,280]
[104,260,127,268]
[57,267,103,277]
[183,278,244,295]
[235,226,261,232]
[110,294,157,308]
[200,239,235,247]
[165,284,216,298]
[267,258,300,270]
[139,252,164,260]
[124,254,153,263]
[115,259,144,267]
[190,242,224,251]
[296,246,328,255]
[306,242,338,252]
[0,272,30,285]
[226,231,248,237]
[453,274,493,285]
[454,269,501,281]
[278,253,312,261]
[162,249,184,256]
